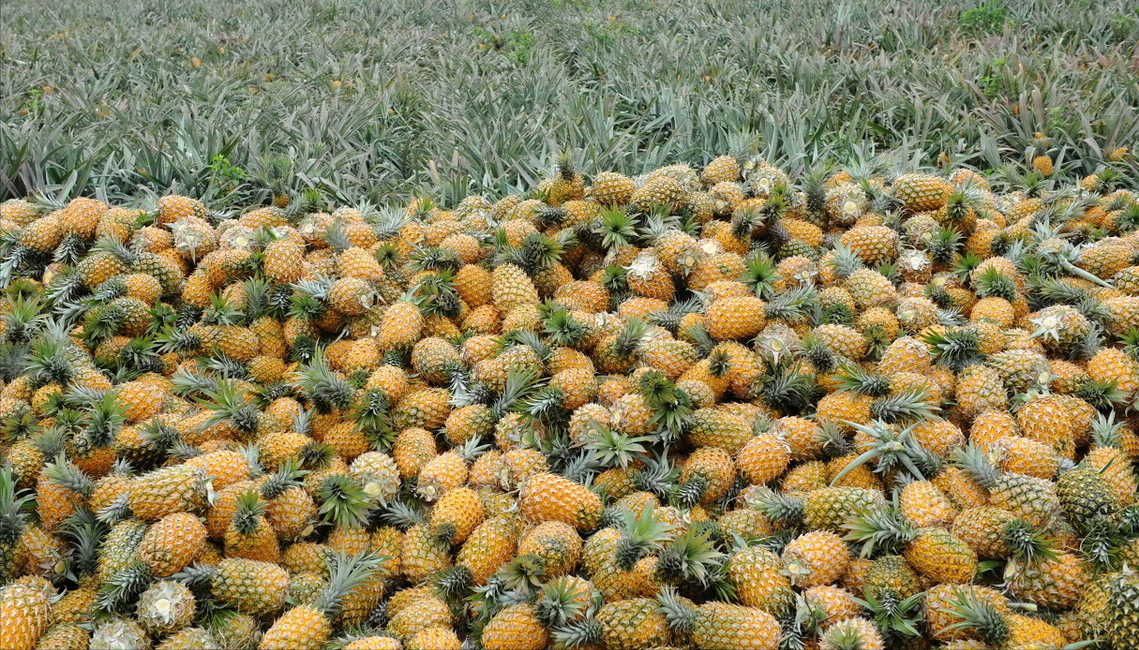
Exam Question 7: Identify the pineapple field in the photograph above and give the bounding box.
[3,1,1139,650]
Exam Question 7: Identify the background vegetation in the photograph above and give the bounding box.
[2,0,1137,207]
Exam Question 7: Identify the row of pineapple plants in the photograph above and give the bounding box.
[1,146,1139,650]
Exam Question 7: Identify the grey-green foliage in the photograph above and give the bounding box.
[1,0,1137,206]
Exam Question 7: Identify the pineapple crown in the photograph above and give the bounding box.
[972,266,1017,301]
[944,183,985,221]
[551,618,603,649]
[116,337,164,377]
[496,366,545,418]
[289,276,336,320]
[540,302,587,347]
[496,553,546,595]
[78,391,125,450]
[231,490,268,535]
[372,241,402,270]
[869,389,938,424]
[558,150,586,180]
[639,372,693,443]
[648,295,703,334]
[750,486,806,526]
[924,227,962,265]
[631,452,681,503]
[798,333,839,374]
[599,263,628,295]
[534,578,598,629]
[294,348,354,414]
[377,498,426,531]
[742,254,778,299]
[833,364,891,397]
[1001,518,1057,564]
[765,285,819,323]
[409,245,461,273]
[60,508,104,579]
[238,278,274,320]
[43,454,94,497]
[1089,411,1126,449]
[821,302,855,327]
[1114,202,1139,232]
[754,367,817,415]
[365,206,409,240]
[259,460,306,500]
[595,208,638,251]
[201,292,246,327]
[320,219,353,253]
[435,564,475,601]
[951,444,1001,489]
[943,588,1011,648]
[855,590,924,641]
[199,380,262,436]
[170,367,221,399]
[92,236,140,268]
[411,270,461,318]
[26,327,78,388]
[842,502,917,556]
[731,202,768,241]
[95,561,156,616]
[819,620,878,650]
[1,294,47,343]
[611,316,650,359]
[924,327,982,371]
[832,420,931,486]
[314,551,385,617]
[801,165,831,217]
[656,586,698,634]
[824,242,865,279]
[533,204,567,229]
[137,418,182,453]
[614,504,676,571]
[653,527,725,588]
[0,465,32,549]
[349,388,394,449]
[2,407,40,447]
[584,425,651,470]
[317,474,373,530]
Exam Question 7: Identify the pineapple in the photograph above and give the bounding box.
[893,173,952,212]
[181,557,289,617]
[591,171,636,206]
[658,589,781,650]
[519,473,602,532]
[136,580,197,637]
[480,603,550,650]
[257,553,381,649]
[128,464,209,521]
[429,486,485,545]
[727,545,794,614]
[0,581,51,650]
[139,512,208,577]
[844,505,977,584]
[706,296,767,340]
[492,263,540,313]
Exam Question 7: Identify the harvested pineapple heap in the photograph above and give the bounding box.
[2,151,1139,650]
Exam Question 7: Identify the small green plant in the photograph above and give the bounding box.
[207,155,248,184]
[978,59,1008,97]
[474,26,536,66]
[959,1,1010,34]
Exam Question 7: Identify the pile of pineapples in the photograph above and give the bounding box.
[2,149,1139,650]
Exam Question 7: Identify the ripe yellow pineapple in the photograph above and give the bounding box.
[0,582,51,650]
[519,473,602,532]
